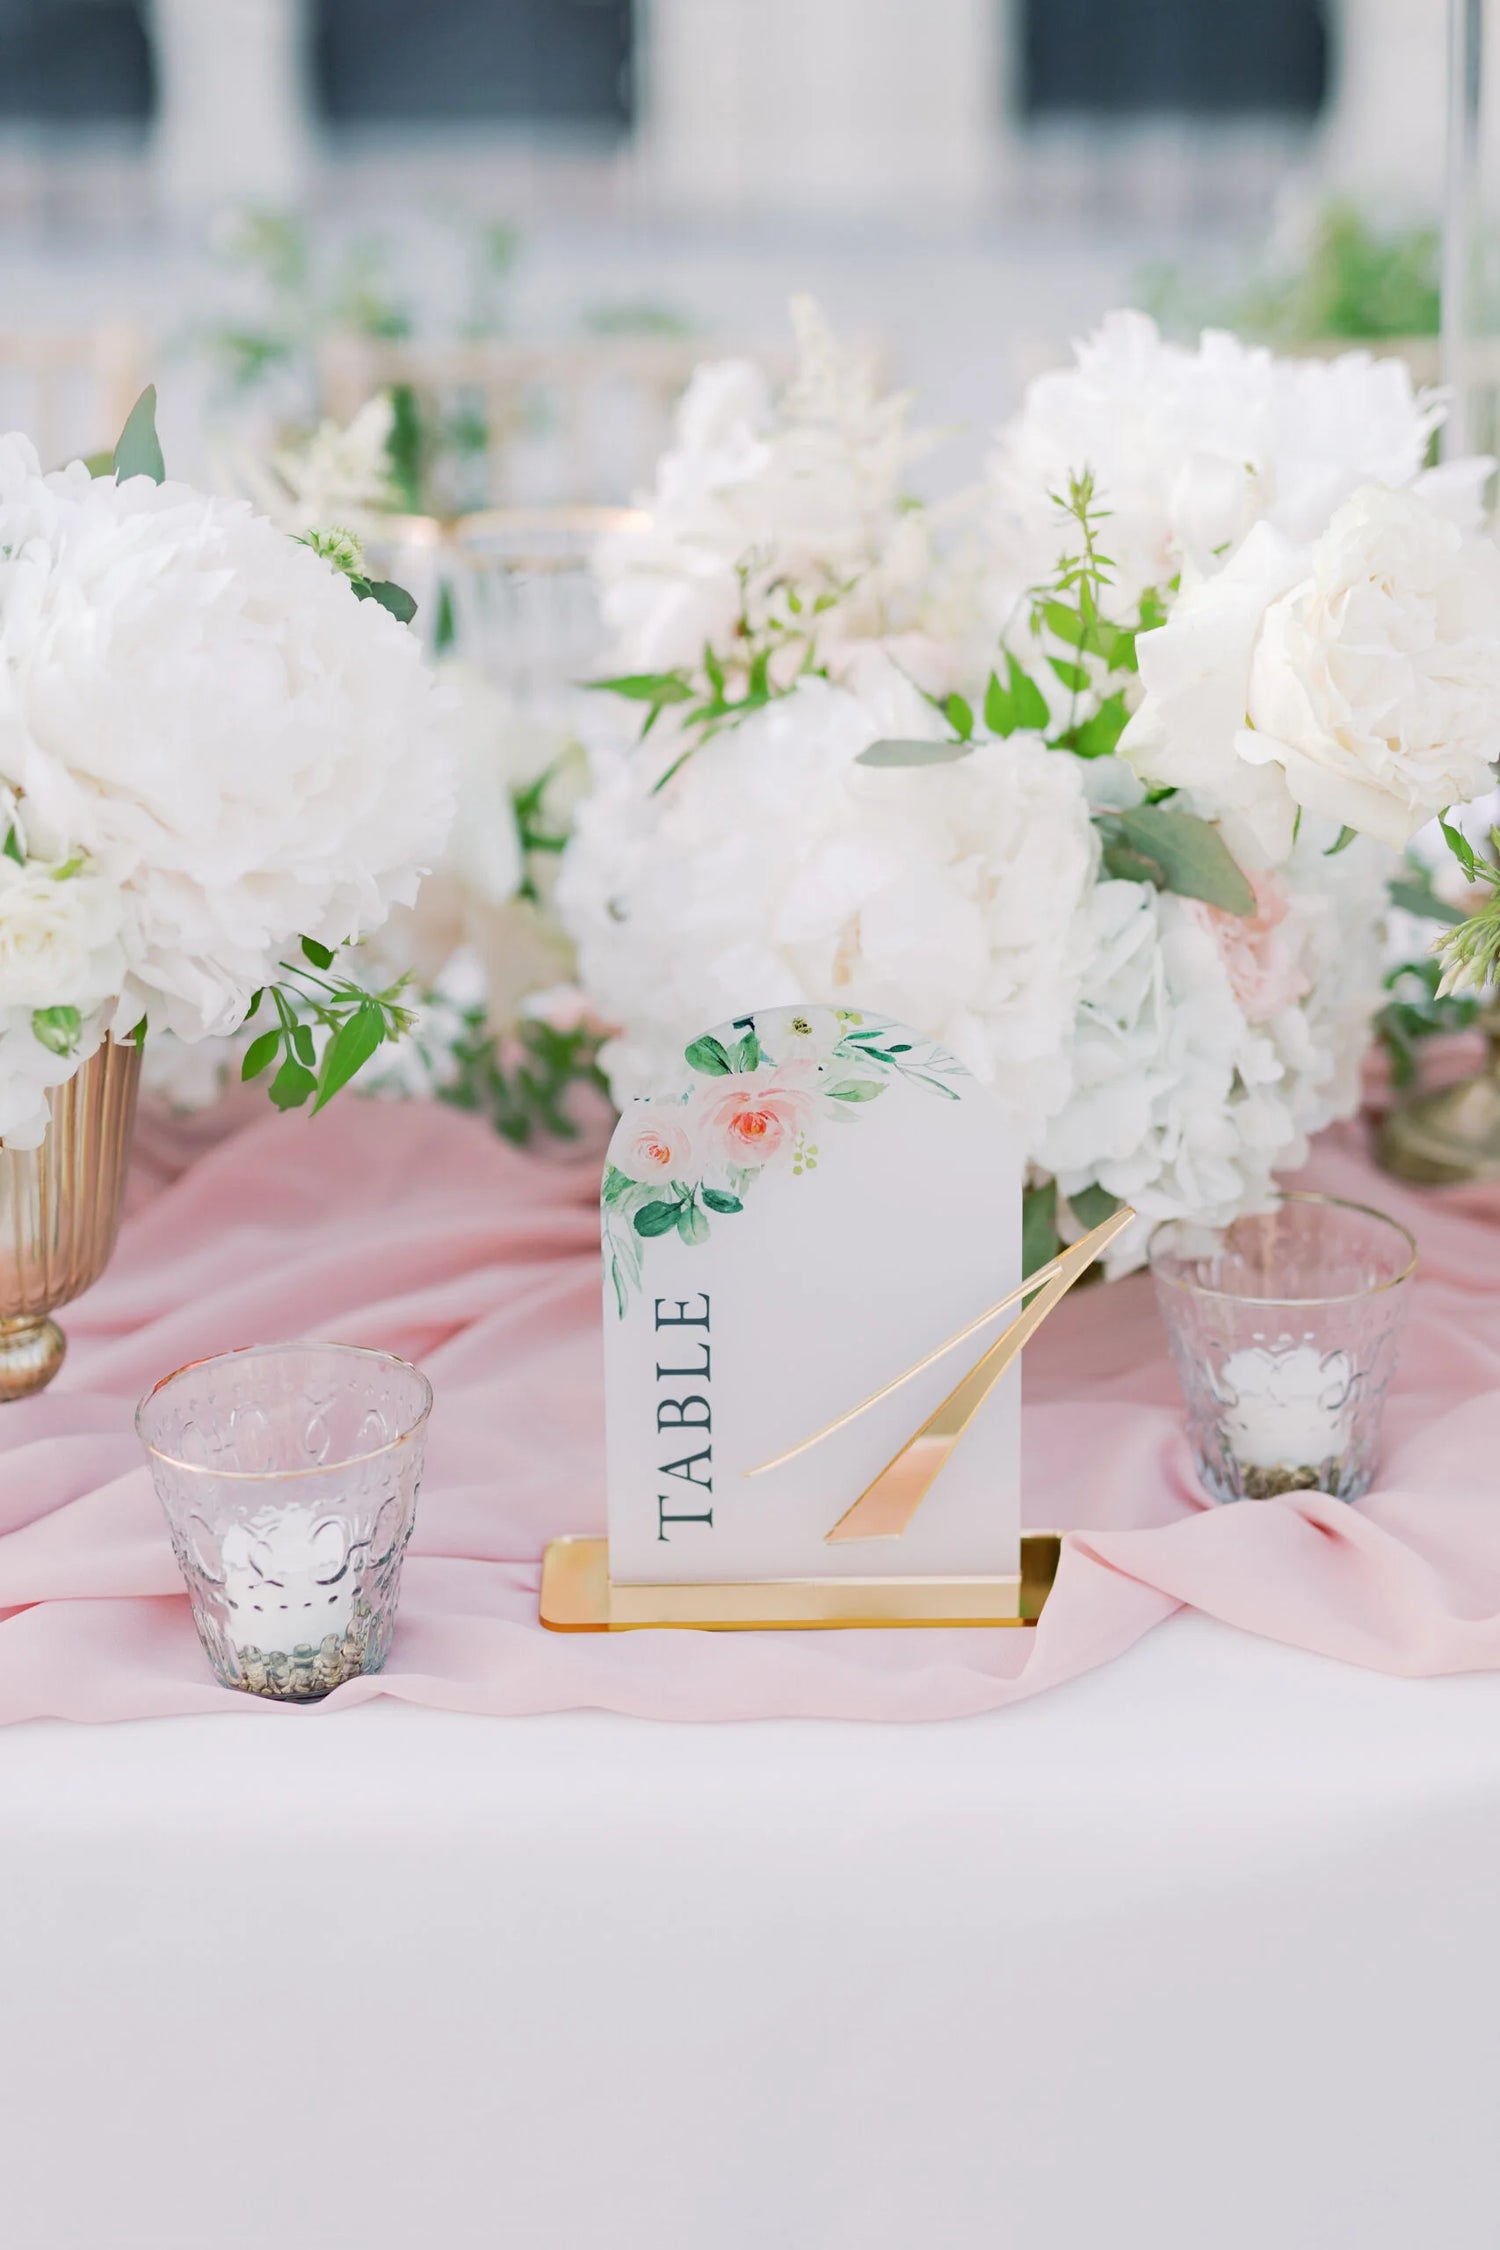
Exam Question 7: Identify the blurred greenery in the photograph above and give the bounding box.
[1142,201,1441,346]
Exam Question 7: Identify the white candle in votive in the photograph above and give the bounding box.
[221,1509,354,1656]
[1218,1343,1354,1470]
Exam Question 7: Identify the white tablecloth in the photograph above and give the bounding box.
[3,1613,1499,2250]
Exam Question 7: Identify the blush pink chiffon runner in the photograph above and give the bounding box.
[2,1093,1499,1724]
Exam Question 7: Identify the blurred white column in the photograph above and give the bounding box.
[148,0,315,219]
[634,0,1000,216]
[1319,0,1451,204]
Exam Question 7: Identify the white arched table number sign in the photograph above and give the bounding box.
[540,1004,1133,1632]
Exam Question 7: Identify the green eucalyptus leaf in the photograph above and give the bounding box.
[312,1001,385,1113]
[701,1188,743,1214]
[1069,1183,1121,1230]
[1387,878,1465,928]
[112,385,165,484]
[1102,805,1255,916]
[241,1028,281,1082]
[633,1201,680,1238]
[684,1034,734,1076]
[855,737,974,768]
[1021,1180,1060,1282]
[361,578,418,624]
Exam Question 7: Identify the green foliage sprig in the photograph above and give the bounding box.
[240,940,416,1114]
[590,562,855,787]
[439,1010,609,1147]
[1433,820,1500,996]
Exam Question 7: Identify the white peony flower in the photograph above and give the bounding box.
[0,1007,108,1149]
[0,437,455,1049]
[1125,485,1500,860]
[0,858,124,1011]
[983,310,1464,615]
[557,677,1100,1151]
[1240,484,1500,849]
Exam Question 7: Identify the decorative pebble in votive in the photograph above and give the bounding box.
[1149,1194,1415,1504]
[137,1342,432,1700]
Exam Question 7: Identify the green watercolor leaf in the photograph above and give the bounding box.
[675,1198,710,1246]
[825,1079,885,1102]
[633,1201,680,1238]
[732,1027,761,1072]
[684,1034,734,1076]
[701,1189,743,1214]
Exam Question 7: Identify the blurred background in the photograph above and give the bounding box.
[0,0,1463,491]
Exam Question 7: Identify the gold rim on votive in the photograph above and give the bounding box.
[135,1340,433,1480]
[1148,1190,1418,1308]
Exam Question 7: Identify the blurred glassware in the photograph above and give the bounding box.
[368,506,644,724]
[138,1342,432,1701]
[1150,1192,1415,1504]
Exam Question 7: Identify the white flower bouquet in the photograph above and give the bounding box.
[0,390,454,1147]
[560,306,1500,1270]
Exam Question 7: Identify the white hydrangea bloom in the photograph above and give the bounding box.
[558,678,1100,1151]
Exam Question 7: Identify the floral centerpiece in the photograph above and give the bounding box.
[559,306,1500,1270]
[0,388,454,1150]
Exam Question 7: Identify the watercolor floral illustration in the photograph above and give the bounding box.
[601,1005,966,1314]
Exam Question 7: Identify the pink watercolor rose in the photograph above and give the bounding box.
[613,1108,696,1184]
[692,1065,819,1171]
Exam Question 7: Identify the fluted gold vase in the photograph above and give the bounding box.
[0,1039,141,1400]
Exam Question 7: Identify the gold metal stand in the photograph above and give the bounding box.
[539,1533,1061,1632]
[1379,997,1500,1184]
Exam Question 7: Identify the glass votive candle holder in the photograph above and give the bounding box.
[1149,1193,1416,1504]
[137,1342,432,1700]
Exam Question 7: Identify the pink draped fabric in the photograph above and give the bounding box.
[2,1095,1498,1724]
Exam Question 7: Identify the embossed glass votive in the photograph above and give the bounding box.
[138,1343,432,1700]
[1150,1193,1416,1504]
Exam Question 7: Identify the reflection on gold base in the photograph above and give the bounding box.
[538,1534,1061,1632]
[1379,999,1500,1185]
[0,1316,66,1402]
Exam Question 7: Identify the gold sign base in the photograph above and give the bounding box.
[538,1533,1061,1632]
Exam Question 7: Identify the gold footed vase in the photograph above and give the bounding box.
[1380,997,1500,1185]
[0,1039,141,1401]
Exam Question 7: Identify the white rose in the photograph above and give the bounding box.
[1120,523,1305,868]
[1241,484,1500,849]
[0,859,124,1011]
